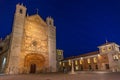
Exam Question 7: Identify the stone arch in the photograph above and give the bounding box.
[24,53,45,73]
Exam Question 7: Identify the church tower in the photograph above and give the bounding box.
[6,3,27,74]
[47,17,57,72]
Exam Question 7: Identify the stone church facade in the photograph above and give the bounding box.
[0,3,56,74]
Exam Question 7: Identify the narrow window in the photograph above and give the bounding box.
[19,9,23,14]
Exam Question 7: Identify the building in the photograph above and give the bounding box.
[56,49,64,71]
[60,41,120,72]
[0,3,57,74]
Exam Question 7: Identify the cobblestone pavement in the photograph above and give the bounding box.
[0,72,120,80]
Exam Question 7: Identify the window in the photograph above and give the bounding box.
[68,60,71,66]
[57,51,62,55]
[19,9,23,14]
[32,41,37,46]
[75,66,79,70]
[87,58,90,64]
[58,52,61,55]
[93,57,97,63]
[102,48,105,52]
[79,60,82,64]
[59,62,62,65]
[75,60,78,65]
[113,55,119,61]
[49,21,52,25]
[63,62,65,66]
[108,47,112,50]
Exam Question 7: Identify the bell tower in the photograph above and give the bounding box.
[46,17,57,72]
[6,3,27,74]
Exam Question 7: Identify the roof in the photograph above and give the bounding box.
[63,51,99,60]
[99,42,114,47]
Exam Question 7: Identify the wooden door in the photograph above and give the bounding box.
[30,64,36,73]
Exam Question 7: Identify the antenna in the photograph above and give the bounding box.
[106,39,108,43]
[36,8,39,14]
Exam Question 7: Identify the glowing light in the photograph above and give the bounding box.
[75,60,78,65]
[63,62,65,66]
[59,62,61,65]
[98,54,100,57]
[81,57,83,60]
[80,60,82,64]
[87,58,90,64]
[93,57,97,63]
[68,60,71,66]
[75,66,79,70]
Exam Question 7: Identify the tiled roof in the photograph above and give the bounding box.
[77,51,99,57]
[63,51,99,60]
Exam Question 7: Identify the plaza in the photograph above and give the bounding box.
[0,72,120,80]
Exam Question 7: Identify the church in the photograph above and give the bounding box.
[0,3,57,74]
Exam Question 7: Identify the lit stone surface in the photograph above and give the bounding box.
[4,3,56,74]
[0,72,120,80]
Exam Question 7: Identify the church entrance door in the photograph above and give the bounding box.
[24,53,45,74]
[30,64,36,73]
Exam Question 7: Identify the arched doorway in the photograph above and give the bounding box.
[24,54,45,73]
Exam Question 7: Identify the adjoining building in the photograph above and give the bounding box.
[0,3,57,74]
[56,49,64,71]
[59,41,120,72]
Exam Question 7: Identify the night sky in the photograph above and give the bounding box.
[1,0,120,58]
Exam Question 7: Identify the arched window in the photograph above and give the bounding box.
[113,55,119,61]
